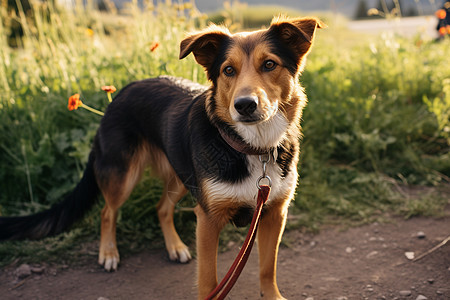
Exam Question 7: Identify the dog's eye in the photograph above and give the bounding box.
[263,60,277,71]
[223,66,235,77]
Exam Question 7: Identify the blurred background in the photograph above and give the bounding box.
[0,0,449,264]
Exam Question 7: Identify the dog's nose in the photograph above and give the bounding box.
[234,96,258,116]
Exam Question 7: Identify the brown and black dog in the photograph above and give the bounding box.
[0,16,324,299]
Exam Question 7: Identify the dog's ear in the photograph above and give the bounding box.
[179,26,230,71]
[267,16,326,65]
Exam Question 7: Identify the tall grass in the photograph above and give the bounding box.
[294,31,450,226]
[0,0,206,212]
[0,1,449,264]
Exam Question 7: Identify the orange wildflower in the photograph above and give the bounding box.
[68,93,82,111]
[439,26,447,36]
[436,9,446,20]
[85,28,94,37]
[101,85,117,93]
[67,93,104,116]
[102,85,116,103]
[150,41,160,52]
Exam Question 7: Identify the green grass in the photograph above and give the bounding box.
[0,1,449,266]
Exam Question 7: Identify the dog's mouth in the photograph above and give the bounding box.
[237,115,265,124]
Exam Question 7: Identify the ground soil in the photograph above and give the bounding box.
[1,212,449,300]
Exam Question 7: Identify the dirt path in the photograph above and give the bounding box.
[1,214,449,299]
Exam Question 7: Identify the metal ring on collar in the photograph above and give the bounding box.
[257,175,272,189]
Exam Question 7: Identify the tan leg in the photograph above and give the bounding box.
[257,204,288,300]
[99,199,124,271]
[157,175,191,263]
[98,157,146,271]
[195,204,226,299]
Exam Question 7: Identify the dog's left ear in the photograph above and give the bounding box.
[179,25,230,73]
[268,16,326,65]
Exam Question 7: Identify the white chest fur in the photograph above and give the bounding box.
[202,155,298,207]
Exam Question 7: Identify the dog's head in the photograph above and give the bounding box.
[180,16,325,149]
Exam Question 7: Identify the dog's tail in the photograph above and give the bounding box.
[0,151,100,240]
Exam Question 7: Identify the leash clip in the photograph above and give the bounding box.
[257,153,272,189]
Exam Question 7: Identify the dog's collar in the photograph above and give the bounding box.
[218,127,269,156]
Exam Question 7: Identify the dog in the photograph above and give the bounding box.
[0,16,324,299]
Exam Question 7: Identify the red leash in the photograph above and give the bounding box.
[205,185,271,300]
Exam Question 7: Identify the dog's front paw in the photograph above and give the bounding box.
[167,242,191,263]
[98,247,120,271]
